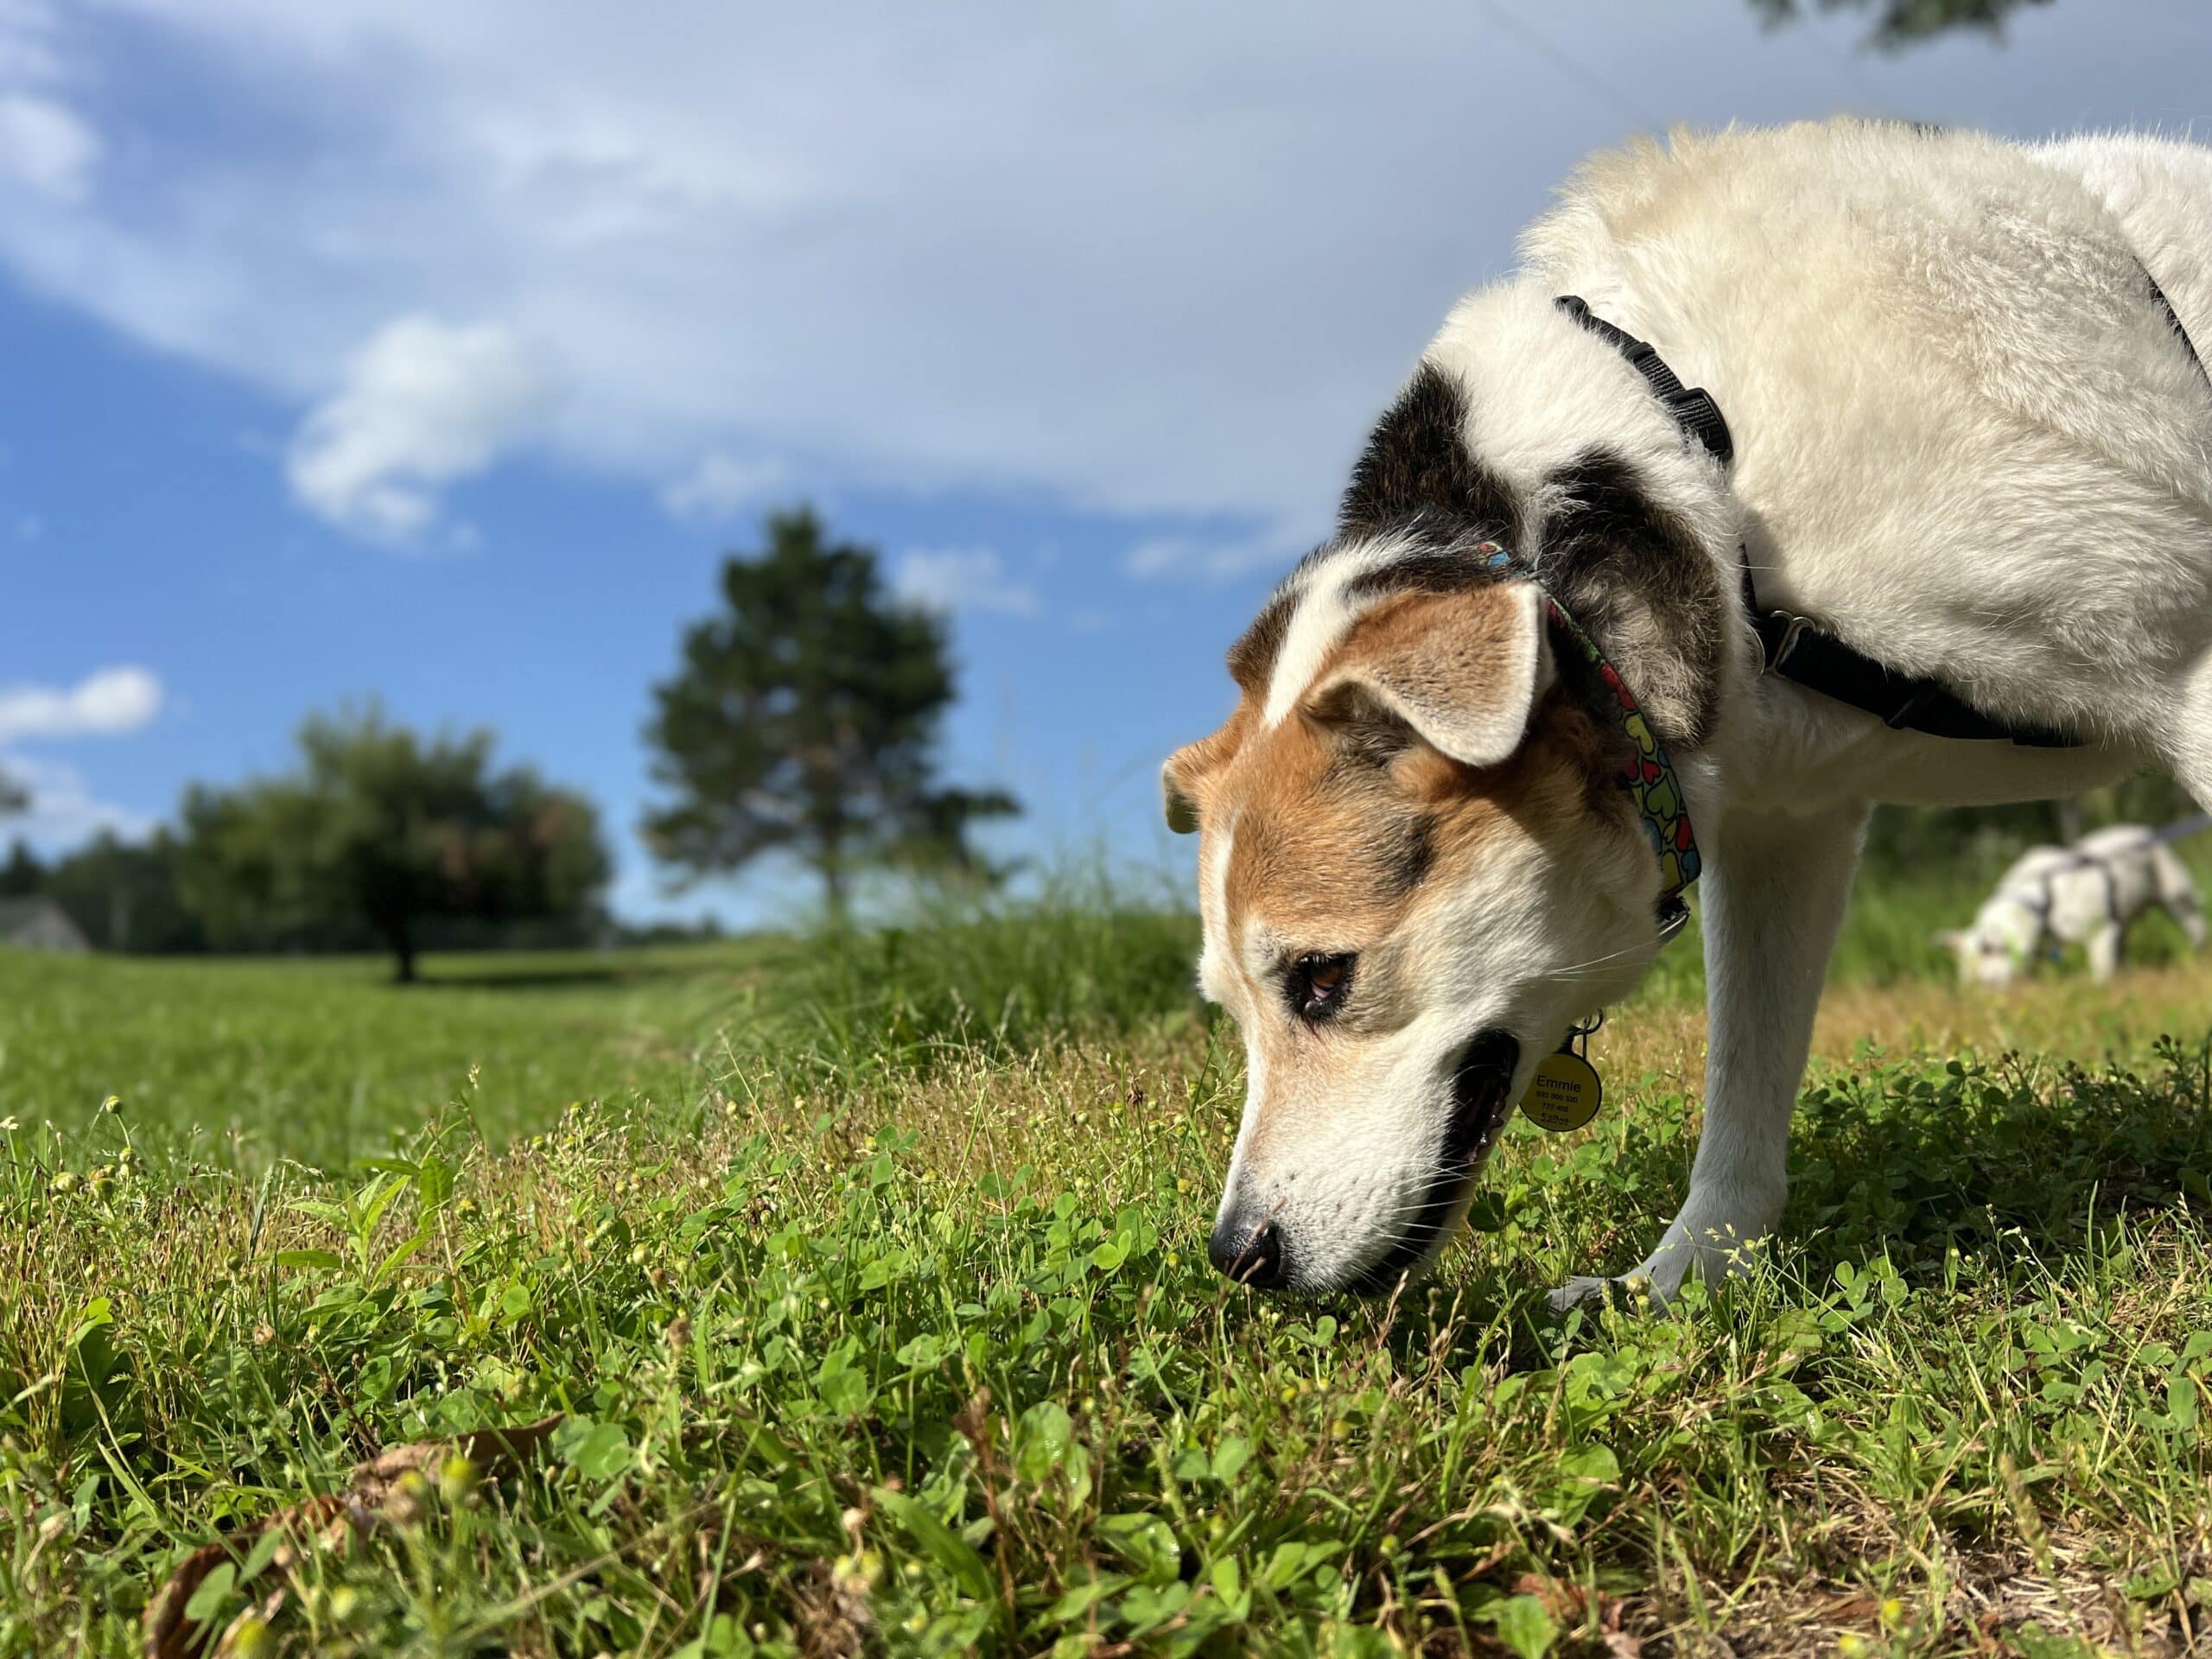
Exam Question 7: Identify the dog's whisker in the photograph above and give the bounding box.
[1547,942,1647,979]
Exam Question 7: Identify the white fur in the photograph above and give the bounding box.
[1939,824,2206,988]
[1515,125,2212,762]
[1522,124,2212,1304]
[1259,532,1427,727]
[1192,121,2212,1304]
[1195,811,1240,1007]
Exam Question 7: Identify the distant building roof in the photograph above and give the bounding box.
[0,896,90,952]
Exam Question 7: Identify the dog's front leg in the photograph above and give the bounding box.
[2085,919,2124,982]
[1554,802,1867,1310]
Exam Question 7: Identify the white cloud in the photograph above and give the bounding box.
[0,5,91,205]
[0,0,2190,571]
[0,666,163,744]
[0,0,1535,551]
[893,546,1040,616]
[286,315,556,540]
[0,92,96,199]
[660,450,785,523]
[0,753,154,849]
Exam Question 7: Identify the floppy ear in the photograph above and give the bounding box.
[1305,582,1554,767]
[1160,714,1247,835]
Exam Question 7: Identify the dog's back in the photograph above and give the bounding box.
[2037,134,2212,352]
[1502,121,2212,752]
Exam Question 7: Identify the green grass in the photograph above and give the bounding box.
[0,902,1200,1171]
[0,943,772,1168]
[8,886,2212,1655]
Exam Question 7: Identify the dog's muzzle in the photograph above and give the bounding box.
[1343,1028,1521,1295]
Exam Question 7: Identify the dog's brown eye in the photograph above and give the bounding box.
[1289,953,1355,1022]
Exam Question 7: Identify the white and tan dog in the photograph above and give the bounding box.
[1937,823,2206,988]
[1163,120,2212,1302]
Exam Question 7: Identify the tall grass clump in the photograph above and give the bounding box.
[756,872,1201,1085]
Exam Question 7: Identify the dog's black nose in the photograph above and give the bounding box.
[1208,1217,1287,1288]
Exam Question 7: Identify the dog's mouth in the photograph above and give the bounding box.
[1442,1028,1522,1171]
[1344,1029,1521,1295]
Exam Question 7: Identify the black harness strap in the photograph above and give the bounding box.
[1555,293,2087,748]
[2009,835,2152,931]
[1554,296,1736,465]
[1747,596,2077,746]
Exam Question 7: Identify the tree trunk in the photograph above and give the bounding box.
[387,918,418,984]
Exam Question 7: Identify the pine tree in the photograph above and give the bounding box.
[644,507,1016,916]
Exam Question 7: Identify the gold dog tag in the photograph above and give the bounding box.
[1519,1046,1603,1133]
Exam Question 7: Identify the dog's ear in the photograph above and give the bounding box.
[1305,582,1554,768]
[1160,713,1248,835]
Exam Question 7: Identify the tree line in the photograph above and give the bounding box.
[3,713,610,978]
[3,506,1014,980]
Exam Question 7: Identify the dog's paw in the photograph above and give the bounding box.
[1546,1274,1612,1313]
[1545,1272,1664,1315]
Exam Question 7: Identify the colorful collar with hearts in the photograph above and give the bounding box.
[1481,541,1700,942]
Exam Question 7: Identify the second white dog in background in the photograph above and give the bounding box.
[1937,824,2206,988]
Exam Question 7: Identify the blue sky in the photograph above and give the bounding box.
[0,0,2204,923]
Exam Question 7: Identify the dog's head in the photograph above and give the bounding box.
[1166,288,1743,1294]
[1934,908,2034,989]
[1164,569,1669,1295]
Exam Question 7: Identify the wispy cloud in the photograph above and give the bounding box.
[1125,529,1298,583]
[287,315,556,542]
[0,0,2189,581]
[0,90,96,200]
[893,546,1040,616]
[0,0,1472,553]
[0,665,162,743]
[0,4,96,203]
[659,450,786,523]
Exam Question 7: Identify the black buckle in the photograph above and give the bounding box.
[1554,295,1734,465]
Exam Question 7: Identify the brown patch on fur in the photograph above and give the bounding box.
[1218,715,1441,947]
[1219,677,1631,983]
[1205,582,1636,953]
[1228,587,1298,695]
[1307,585,1544,766]
[1176,581,1649,1210]
[1161,701,1255,833]
[1210,687,1635,1171]
[1177,581,1550,835]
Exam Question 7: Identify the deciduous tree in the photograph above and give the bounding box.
[181,707,609,981]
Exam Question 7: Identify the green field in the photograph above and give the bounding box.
[8,884,2212,1656]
